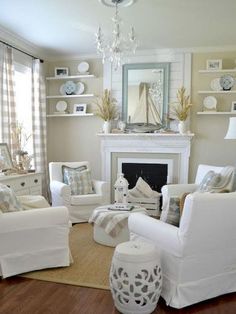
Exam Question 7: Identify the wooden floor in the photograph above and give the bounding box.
[0,277,236,314]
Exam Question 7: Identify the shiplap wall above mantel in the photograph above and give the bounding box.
[103,51,192,111]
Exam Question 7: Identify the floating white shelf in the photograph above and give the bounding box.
[46,74,95,80]
[46,94,94,99]
[198,90,236,94]
[197,112,236,115]
[199,69,236,73]
[46,113,94,118]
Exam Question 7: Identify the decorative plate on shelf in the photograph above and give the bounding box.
[203,96,217,111]
[64,80,77,95]
[219,75,234,91]
[210,78,222,91]
[56,100,67,112]
[78,61,89,73]
[76,82,85,95]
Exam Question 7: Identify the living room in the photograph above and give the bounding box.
[1,1,236,313]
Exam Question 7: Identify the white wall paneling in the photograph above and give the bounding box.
[103,51,192,112]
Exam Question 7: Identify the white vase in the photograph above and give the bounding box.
[178,120,188,134]
[103,120,111,134]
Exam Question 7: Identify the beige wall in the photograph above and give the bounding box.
[46,51,236,184]
[190,51,236,182]
[46,59,104,179]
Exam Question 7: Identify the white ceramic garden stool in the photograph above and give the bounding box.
[109,241,162,314]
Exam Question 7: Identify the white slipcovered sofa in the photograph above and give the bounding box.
[0,195,71,279]
[128,164,236,308]
[49,161,108,223]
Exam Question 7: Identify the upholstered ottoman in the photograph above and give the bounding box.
[89,205,147,247]
[110,241,162,314]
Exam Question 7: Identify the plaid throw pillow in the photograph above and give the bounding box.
[0,184,22,213]
[62,165,87,185]
[198,171,221,192]
[66,169,94,195]
[165,197,181,227]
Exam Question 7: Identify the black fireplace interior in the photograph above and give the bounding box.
[122,163,168,192]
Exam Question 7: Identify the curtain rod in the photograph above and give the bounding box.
[0,39,44,63]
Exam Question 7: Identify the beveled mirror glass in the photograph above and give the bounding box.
[122,63,170,131]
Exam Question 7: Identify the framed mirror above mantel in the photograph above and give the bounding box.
[122,62,170,131]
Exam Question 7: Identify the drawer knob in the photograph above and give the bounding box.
[21,182,25,187]
[7,185,10,188]
[34,179,38,183]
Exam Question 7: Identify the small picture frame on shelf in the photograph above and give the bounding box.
[73,104,87,115]
[206,59,222,71]
[231,101,236,112]
[55,67,69,77]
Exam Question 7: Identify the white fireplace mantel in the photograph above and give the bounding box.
[98,133,194,191]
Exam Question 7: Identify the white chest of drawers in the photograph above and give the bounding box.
[0,173,42,196]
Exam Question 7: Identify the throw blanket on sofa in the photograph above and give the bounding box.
[89,206,147,237]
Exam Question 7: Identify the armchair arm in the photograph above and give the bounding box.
[50,180,71,205]
[0,206,69,233]
[161,183,198,197]
[128,213,182,257]
[92,180,109,203]
[161,183,198,213]
[50,180,71,197]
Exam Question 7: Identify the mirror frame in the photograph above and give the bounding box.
[122,62,170,128]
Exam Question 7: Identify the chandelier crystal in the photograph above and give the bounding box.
[95,0,138,70]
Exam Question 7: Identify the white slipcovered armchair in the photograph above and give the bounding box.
[49,161,108,223]
[0,195,71,278]
[161,164,235,221]
[128,164,236,308]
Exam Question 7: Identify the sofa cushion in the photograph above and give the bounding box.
[0,184,22,213]
[70,194,103,206]
[17,195,50,210]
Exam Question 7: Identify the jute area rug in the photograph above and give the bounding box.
[22,223,114,290]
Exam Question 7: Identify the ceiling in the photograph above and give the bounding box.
[0,0,236,59]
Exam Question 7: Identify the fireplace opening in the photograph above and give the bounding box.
[121,162,168,192]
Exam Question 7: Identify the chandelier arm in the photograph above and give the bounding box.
[96,0,138,70]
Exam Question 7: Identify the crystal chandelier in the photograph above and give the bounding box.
[95,0,138,70]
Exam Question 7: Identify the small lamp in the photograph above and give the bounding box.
[225,117,236,139]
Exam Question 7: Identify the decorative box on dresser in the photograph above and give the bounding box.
[0,173,42,196]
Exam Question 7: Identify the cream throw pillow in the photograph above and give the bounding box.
[129,177,158,198]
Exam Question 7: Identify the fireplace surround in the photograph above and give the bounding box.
[98,133,194,201]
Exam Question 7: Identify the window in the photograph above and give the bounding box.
[14,62,33,156]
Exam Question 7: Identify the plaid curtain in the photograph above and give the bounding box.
[0,44,17,155]
[32,59,48,197]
